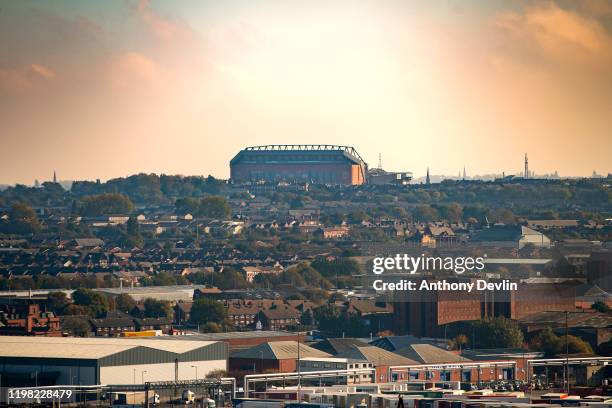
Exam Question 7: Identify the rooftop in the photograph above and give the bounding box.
[0,336,218,359]
[231,340,331,360]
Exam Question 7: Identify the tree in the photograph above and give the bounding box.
[530,327,593,355]
[449,334,469,352]
[122,216,143,248]
[143,298,173,318]
[205,369,229,379]
[211,268,248,290]
[470,317,524,348]
[46,291,70,314]
[115,293,137,313]
[72,288,109,317]
[440,203,463,223]
[566,335,593,354]
[347,210,369,224]
[313,304,369,337]
[190,298,228,327]
[150,272,178,286]
[412,205,439,222]
[529,327,561,355]
[78,193,134,216]
[61,316,91,337]
[175,197,199,215]
[1,203,42,235]
[198,196,231,219]
[493,208,516,225]
[592,301,610,313]
[62,304,90,316]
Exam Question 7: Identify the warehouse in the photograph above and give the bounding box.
[230,145,368,185]
[0,336,227,386]
[229,340,331,373]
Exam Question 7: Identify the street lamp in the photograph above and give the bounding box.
[297,327,301,402]
[191,365,198,381]
[141,370,147,384]
[260,351,264,373]
[133,368,136,404]
[565,311,569,393]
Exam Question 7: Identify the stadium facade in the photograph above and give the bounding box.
[230,145,368,185]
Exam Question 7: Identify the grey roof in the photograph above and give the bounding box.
[369,335,426,351]
[337,345,418,366]
[484,258,552,265]
[142,330,297,341]
[0,335,219,359]
[97,285,209,296]
[312,338,369,355]
[394,344,470,364]
[74,238,105,247]
[231,341,331,360]
[471,226,544,242]
[462,348,544,360]
[519,310,612,328]
[575,283,611,298]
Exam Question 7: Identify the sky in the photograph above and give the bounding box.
[1,0,611,184]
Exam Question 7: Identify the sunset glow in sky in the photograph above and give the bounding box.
[1,0,611,184]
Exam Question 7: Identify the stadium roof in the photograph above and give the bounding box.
[244,145,365,161]
[230,144,367,167]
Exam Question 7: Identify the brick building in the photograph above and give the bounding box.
[230,145,368,185]
[0,301,60,336]
[393,278,576,337]
[229,340,331,373]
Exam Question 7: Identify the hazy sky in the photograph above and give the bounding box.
[1,0,611,184]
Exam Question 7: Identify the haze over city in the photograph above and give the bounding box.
[1,0,612,184]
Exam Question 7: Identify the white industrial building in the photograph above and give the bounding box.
[0,336,227,386]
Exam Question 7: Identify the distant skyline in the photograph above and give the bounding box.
[1,0,612,184]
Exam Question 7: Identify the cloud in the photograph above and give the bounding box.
[578,0,612,18]
[30,64,56,80]
[135,0,198,45]
[494,2,612,63]
[0,64,56,92]
[109,52,163,87]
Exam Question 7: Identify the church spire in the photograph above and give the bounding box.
[53,170,57,183]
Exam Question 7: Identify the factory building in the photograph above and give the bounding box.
[230,145,368,185]
[0,336,227,386]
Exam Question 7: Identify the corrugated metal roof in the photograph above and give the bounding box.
[337,345,418,366]
[0,339,135,359]
[395,344,470,364]
[143,330,296,341]
[0,336,217,358]
[231,341,331,360]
